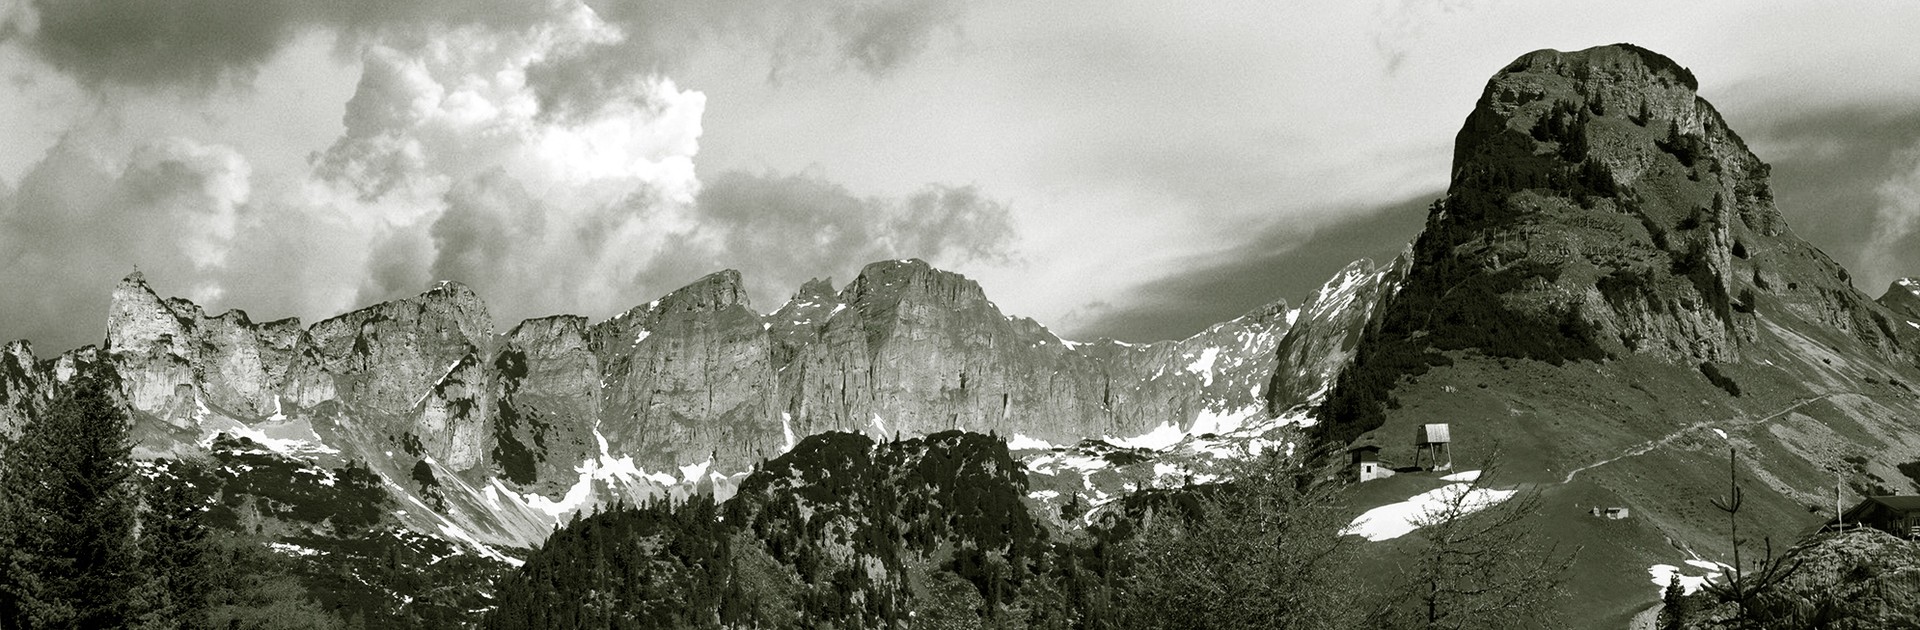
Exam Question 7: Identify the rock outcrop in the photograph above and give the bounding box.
[1315,43,1919,448]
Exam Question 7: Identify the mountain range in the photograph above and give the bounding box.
[3,43,1919,628]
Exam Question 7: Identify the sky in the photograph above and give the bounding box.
[1,0,1917,353]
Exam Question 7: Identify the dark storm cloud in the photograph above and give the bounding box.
[9,0,299,90]
[683,170,1016,306]
[5,0,963,99]
[1070,192,1436,342]
[1742,104,1920,294]
[3,0,540,92]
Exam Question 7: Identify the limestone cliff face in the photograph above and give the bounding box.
[97,274,499,473]
[783,260,1120,443]
[0,341,50,438]
[105,273,201,419]
[491,315,600,491]
[588,270,781,472]
[300,281,492,415]
[1266,254,1410,413]
[61,257,1326,496]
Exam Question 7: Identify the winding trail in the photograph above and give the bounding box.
[1559,393,1841,484]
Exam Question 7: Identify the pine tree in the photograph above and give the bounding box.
[0,365,140,629]
[1659,578,1689,630]
[133,468,215,630]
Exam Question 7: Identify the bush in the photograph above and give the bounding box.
[1698,362,1741,397]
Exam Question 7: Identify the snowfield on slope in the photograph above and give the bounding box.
[1341,471,1516,541]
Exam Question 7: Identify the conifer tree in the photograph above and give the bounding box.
[133,468,215,630]
[0,365,140,629]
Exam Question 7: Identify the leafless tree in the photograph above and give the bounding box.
[1386,463,1573,629]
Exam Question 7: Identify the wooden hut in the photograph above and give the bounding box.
[1824,496,1920,538]
[1414,423,1452,471]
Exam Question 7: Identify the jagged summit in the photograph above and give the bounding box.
[1883,278,1920,321]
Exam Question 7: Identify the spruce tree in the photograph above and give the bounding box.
[133,468,215,630]
[0,365,140,629]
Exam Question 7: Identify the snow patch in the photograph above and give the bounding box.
[1650,562,1722,597]
[1188,404,1260,436]
[1440,469,1481,482]
[1185,348,1221,386]
[1108,422,1185,451]
[267,542,323,557]
[1006,434,1055,451]
[199,395,338,456]
[1343,482,1518,541]
[1712,428,1728,440]
[679,458,712,484]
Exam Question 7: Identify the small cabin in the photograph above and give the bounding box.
[1348,442,1395,483]
[1825,496,1920,538]
[1413,423,1452,471]
[1590,506,1630,520]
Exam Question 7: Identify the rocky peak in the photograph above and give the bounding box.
[1883,278,1920,321]
[1420,42,1903,362]
[107,272,190,357]
[768,278,844,367]
[301,280,494,415]
[656,270,752,315]
[1315,44,1913,448]
[843,259,996,353]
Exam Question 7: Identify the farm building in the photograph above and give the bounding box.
[1823,496,1920,538]
[1349,442,1395,482]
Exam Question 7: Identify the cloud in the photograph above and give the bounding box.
[683,170,1016,307]
[1867,146,1920,290]
[4,0,965,104]
[524,0,966,119]
[1370,0,1487,74]
[7,0,300,90]
[1741,104,1920,293]
[1067,192,1433,342]
[0,132,254,349]
[0,2,998,352]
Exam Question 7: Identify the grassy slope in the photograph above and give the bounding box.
[1342,303,1920,628]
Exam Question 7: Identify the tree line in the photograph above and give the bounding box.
[0,364,344,629]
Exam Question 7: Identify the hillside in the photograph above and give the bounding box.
[1311,43,1920,627]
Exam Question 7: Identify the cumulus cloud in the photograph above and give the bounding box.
[0,0,1013,349]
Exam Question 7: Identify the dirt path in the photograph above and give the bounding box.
[1560,393,1840,484]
